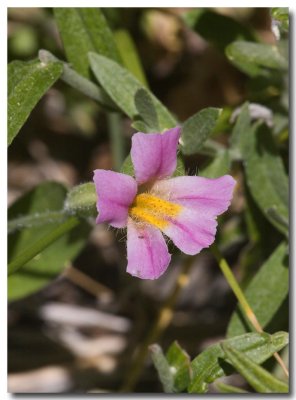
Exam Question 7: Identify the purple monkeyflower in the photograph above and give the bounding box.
[93,127,235,280]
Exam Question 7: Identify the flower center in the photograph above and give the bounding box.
[129,193,181,230]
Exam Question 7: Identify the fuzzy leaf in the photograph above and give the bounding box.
[226,41,288,76]
[199,150,231,178]
[222,344,289,393]
[183,9,255,51]
[181,108,222,155]
[188,331,288,393]
[8,182,90,301]
[8,59,62,145]
[88,52,176,130]
[134,88,159,131]
[54,8,121,78]
[227,242,289,337]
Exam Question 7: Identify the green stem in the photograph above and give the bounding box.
[38,49,116,110]
[8,216,79,275]
[8,210,67,234]
[211,243,289,378]
[108,112,126,171]
[211,243,262,332]
[120,255,195,392]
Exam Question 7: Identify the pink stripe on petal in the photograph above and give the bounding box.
[93,170,137,228]
[153,175,236,217]
[163,209,218,255]
[126,219,171,280]
[131,127,181,185]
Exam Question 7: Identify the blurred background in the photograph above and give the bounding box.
[7,8,288,393]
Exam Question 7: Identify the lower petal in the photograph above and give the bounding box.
[126,219,171,280]
[163,209,217,255]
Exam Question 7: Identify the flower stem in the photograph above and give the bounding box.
[120,255,195,392]
[211,243,289,378]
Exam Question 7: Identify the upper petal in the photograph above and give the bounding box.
[126,218,171,280]
[93,170,137,228]
[131,127,181,185]
[152,175,236,217]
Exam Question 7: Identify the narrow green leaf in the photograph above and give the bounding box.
[180,108,222,155]
[120,154,134,176]
[166,341,191,392]
[230,102,251,153]
[227,242,289,337]
[8,182,90,300]
[150,344,175,393]
[38,49,115,109]
[215,381,248,393]
[199,150,231,178]
[131,119,151,133]
[8,60,63,145]
[54,8,121,78]
[115,29,148,87]
[222,344,289,393]
[134,89,159,131]
[188,331,288,393]
[88,52,176,131]
[243,123,289,236]
[226,41,288,76]
[183,9,255,51]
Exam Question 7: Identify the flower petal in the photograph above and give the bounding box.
[153,175,236,217]
[131,127,181,185]
[126,218,171,279]
[162,208,218,255]
[93,170,137,228]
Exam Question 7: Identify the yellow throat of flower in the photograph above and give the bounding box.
[129,193,181,229]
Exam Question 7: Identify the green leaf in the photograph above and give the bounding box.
[243,124,288,236]
[114,29,148,87]
[231,106,289,236]
[54,8,121,78]
[149,344,175,393]
[188,331,288,393]
[180,108,222,155]
[38,49,115,109]
[199,150,231,178]
[134,89,159,131]
[8,59,63,146]
[120,154,134,176]
[222,344,289,393]
[166,341,191,392]
[226,41,288,77]
[182,9,255,51]
[88,52,176,131]
[8,182,90,300]
[227,242,289,337]
[215,381,248,393]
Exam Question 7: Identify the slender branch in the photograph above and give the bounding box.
[211,243,289,378]
[120,255,195,392]
[8,210,67,234]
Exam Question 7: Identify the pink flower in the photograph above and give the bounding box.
[93,127,235,280]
